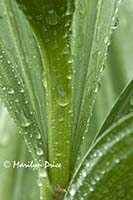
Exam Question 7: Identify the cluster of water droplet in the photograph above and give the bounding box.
[0,47,46,162]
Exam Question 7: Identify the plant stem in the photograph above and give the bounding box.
[36,1,73,190]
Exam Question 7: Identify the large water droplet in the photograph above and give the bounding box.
[21,111,32,127]
[39,169,47,178]
[46,9,59,26]
[56,85,65,97]
[56,84,70,107]
[37,178,43,187]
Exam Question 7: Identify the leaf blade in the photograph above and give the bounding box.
[65,114,133,199]
[71,0,122,170]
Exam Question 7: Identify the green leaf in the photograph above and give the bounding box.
[0,1,53,198]
[0,103,39,200]
[0,0,46,159]
[94,79,133,141]
[65,114,133,199]
[0,0,47,160]
[71,0,122,170]
[79,0,133,163]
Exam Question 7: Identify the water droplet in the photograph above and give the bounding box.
[95,176,100,181]
[7,88,14,94]
[92,152,97,158]
[95,82,100,93]
[21,111,32,127]
[69,187,76,196]
[58,113,64,122]
[37,179,43,187]
[68,59,73,64]
[79,2,86,18]
[66,6,73,16]
[39,169,47,178]
[86,162,90,167]
[35,130,41,140]
[66,74,72,80]
[33,55,36,59]
[19,88,24,93]
[24,100,28,104]
[104,36,108,44]
[56,85,70,107]
[81,170,87,177]
[46,9,59,26]
[15,99,19,103]
[42,72,47,89]
[2,87,6,91]
[57,99,69,107]
[114,158,120,164]
[130,96,133,106]
[36,148,44,156]
[113,18,119,30]
[100,64,105,73]
[91,180,96,185]
[56,85,65,97]
[82,136,85,140]
[89,187,94,192]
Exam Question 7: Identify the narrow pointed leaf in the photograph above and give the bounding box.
[71,0,122,169]
[94,79,133,141]
[80,0,133,160]
[0,103,39,200]
[0,0,47,161]
[65,114,133,199]
[0,1,54,198]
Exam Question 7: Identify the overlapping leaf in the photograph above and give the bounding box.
[71,0,122,169]
[0,103,39,200]
[0,0,47,161]
[80,0,133,159]
[94,80,133,141]
[65,114,133,199]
